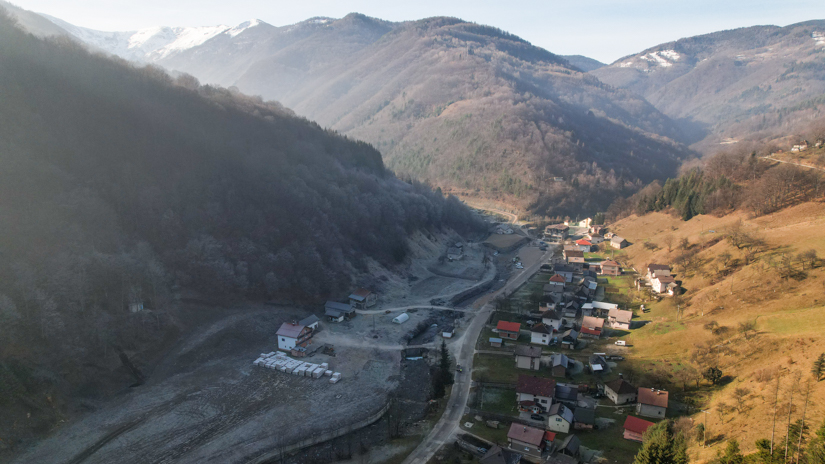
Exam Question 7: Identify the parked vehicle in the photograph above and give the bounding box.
[615,340,627,346]
[530,414,544,421]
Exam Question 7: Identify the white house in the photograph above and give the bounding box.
[651,275,677,294]
[546,403,574,433]
[604,378,637,405]
[349,288,377,309]
[277,322,314,352]
[608,308,633,330]
[516,375,556,413]
[530,323,553,345]
[541,309,563,331]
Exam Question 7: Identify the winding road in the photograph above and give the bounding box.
[761,155,825,172]
[400,245,554,464]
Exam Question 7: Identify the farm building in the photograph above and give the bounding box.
[392,313,410,324]
[324,301,355,322]
[348,288,377,309]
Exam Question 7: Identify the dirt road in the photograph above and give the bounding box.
[761,155,825,171]
[400,245,554,464]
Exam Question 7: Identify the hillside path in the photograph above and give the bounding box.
[761,155,825,171]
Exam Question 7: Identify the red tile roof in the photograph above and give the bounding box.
[575,239,592,246]
[549,274,565,283]
[516,375,556,397]
[545,431,557,442]
[497,321,521,333]
[601,260,619,267]
[638,388,669,408]
[580,327,601,336]
[623,415,655,435]
[276,322,306,339]
[507,422,545,447]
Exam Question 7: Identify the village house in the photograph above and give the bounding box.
[480,445,523,464]
[651,274,678,295]
[324,301,356,322]
[276,321,314,352]
[646,264,671,281]
[604,378,637,405]
[552,264,575,283]
[515,345,542,370]
[530,323,554,345]
[588,354,608,374]
[558,435,581,462]
[580,316,604,339]
[441,325,455,338]
[590,300,618,317]
[541,308,563,331]
[545,224,569,240]
[637,388,669,418]
[600,260,621,276]
[564,249,585,265]
[298,315,320,331]
[608,308,633,330]
[348,288,377,309]
[447,246,463,261]
[590,224,606,235]
[554,383,579,406]
[550,353,570,377]
[507,423,546,458]
[574,239,593,252]
[573,407,596,430]
[561,329,579,349]
[791,141,809,152]
[546,403,575,433]
[544,274,566,296]
[497,321,522,340]
[585,233,604,245]
[516,375,556,413]
[610,235,629,249]
[623,416,655,443]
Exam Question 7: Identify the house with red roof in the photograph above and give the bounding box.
[507,423,546,457]
[637,388,669,418]
[623,415,655,442]
[497,321,522,340]
[580,316,604,339]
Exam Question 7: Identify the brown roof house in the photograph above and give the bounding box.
[600,260,621,276]
[348,288,377,309]
[646,264,671,280]
[516,375,556,413]
[579,316,604,339]
[507,423,546,458]
[276,322,314,355]
[607,308,633,330]
[636,388,669,418]
[610,236,629,249]
[514,345,542,370]
[651,275,678,295]
[564,249,585,264]
[530,323,554,346]
[604,379,637,405]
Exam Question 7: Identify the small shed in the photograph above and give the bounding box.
[489,337,503,348]
[392,313,410,324]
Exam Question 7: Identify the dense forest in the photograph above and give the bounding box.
[0,8,484,436]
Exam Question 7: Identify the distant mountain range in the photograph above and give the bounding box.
[6,1,823,213]
[7,7,692,215]
[593,21,825,149]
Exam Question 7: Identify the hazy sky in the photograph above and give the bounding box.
[10,0,825,63]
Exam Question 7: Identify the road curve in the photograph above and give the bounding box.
[400,246,553,464]
[761,155,825,172]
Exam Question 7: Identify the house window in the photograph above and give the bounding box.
[556,418,562,422]
[281,338,285,342]
[540,399,547,403]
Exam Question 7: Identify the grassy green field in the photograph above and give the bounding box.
[472,353,555,384]
[575,413,643,463]
[460,416,510,446]
[478,386,518,416]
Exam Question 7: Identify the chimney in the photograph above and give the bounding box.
[619,373,623,379]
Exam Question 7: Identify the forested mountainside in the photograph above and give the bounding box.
[592,21,825,150]
[561,54,606,72]
[0,10,483,444]
[41,11,696,216]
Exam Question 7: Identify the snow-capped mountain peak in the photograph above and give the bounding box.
[41,16,266,62]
